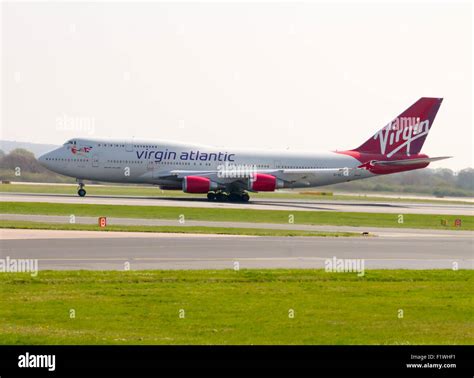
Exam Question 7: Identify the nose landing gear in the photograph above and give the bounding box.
[77,182,86,197]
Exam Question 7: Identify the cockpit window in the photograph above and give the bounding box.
[63,140,77,146]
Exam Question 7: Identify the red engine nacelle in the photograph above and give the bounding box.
[182,176,218,193]
[248,173,284,192]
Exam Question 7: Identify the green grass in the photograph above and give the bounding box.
[2,201,473,230]
[0,270,472,345]
[0,220,361,237]
[1,183,472,204]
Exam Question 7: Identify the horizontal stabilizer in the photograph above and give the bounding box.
[370,156,452,166]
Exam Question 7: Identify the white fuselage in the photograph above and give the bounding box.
[39,138,373,189]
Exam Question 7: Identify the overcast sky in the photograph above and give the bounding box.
[1,1,472,169]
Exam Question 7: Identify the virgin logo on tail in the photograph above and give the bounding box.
[374,117,430,158]
[350,98,442,158]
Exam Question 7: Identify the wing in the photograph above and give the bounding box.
[154,168,353,188]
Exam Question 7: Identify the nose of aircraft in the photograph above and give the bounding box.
[38,150,54,168]
[38,152,48,166]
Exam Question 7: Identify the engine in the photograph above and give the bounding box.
[248,173,284,192]
[182,176,219,193]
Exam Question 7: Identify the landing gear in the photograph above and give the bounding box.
[229,192,249,202]
[228,193,240,202]
[207,191,250,203]
[206,191,228,202]
[77,182,86,197]
[215,192,228,202]
[207,192,216,201]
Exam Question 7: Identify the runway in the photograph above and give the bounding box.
[2,192,473,215]
[1,229,472,270]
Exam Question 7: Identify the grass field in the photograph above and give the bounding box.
[0,270,472,345]
[1,183,472,204]
[2,201,472,230]
[0,220,361,237]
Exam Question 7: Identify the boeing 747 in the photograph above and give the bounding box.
[39,97,450,202]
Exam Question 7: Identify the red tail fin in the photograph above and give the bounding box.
[353,97,443,158]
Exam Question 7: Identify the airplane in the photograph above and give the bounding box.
[39,97,450,202]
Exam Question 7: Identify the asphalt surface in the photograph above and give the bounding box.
[2,192,473,215]
[1,229,472,270]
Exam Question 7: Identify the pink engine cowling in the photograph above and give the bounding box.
[182,176,218,193]
[248,173,284,192]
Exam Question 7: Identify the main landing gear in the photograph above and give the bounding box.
[77,182,86,197]
[207,191,250,203]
